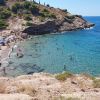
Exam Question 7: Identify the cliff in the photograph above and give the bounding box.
[23,16,94,35]
[0,0,94,36]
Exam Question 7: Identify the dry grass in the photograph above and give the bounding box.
[66,97,80,100]
[16,84,37,96]
[81,73,95,80]
[93,79,100,88]
[0,81,7,93]
[53,96,80,100]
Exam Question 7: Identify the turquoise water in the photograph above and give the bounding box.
[9,17,100,76]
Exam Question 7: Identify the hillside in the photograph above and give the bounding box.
[0,0,94,36]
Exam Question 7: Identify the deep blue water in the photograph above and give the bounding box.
[9,17,100,76]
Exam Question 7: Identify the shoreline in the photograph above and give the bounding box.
[0,25,96,77]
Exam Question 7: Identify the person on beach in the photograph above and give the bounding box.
[2,67,6,76]
[0,56,1,67]
[0,67,7,76]
[8,47,13,58]
[0,66,16,76]
[6,41,10,48]
[0,44,1,50]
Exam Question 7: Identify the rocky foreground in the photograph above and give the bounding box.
[0,72,100,100]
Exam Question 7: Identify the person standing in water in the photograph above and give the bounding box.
[0,67,7,76]
[2,67,6,76]
[16,46,24,58]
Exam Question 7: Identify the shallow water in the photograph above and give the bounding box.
[9,16,100,76]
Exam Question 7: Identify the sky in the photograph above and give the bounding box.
[35,0,100,16]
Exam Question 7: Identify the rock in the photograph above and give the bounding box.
[23,19,57,35]
[20,33,28,39]
[81,89,85,92]
[71,81,77,85]
[5,35,16,43]
[17,53,24,58]
[23,16,95,35]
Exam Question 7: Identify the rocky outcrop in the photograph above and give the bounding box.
[23,19,57,35]
[0,0,95,37]
[23,16,95,35]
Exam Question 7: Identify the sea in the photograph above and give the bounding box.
[8,16,100,76]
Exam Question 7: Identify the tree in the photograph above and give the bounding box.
[0,8,11,19]
[30,4,39,15]
[0,0,5,5]
[23,1,31,9]
[0,19,8,29]
[46,4,50,7]
[12,2,22,13]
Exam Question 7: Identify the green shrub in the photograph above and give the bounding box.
[40,12,46,17]
[67,97,80,100]
[0,19,8,29]
[0,0,5,5]
[0,8,11,19]
[55,71,73,81]
[62,9,68,13]
[41,9,56,19]
[26,21,33,26]
[93,79,100,88]
[42,9,49,13]
[11,1,39,15]
[74,15,82,18]
[11,2,22,13]
[30,4,39,15]
[12,14,17,17]
[46,4,50,7]
[24,14,32,21]
[23,1,31,9]
[66,15,75,19]
[49,13,56,19]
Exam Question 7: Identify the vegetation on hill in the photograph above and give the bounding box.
[11,1,39,15]
[0,0,5,5]
[0,19,8,29]
[0,6,11,29]
[93,79,100,88]
[0,0,94,32]
[0,0,58,29]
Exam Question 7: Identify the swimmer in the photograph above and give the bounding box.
[69,56,73,61]
[63,65,66,71]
